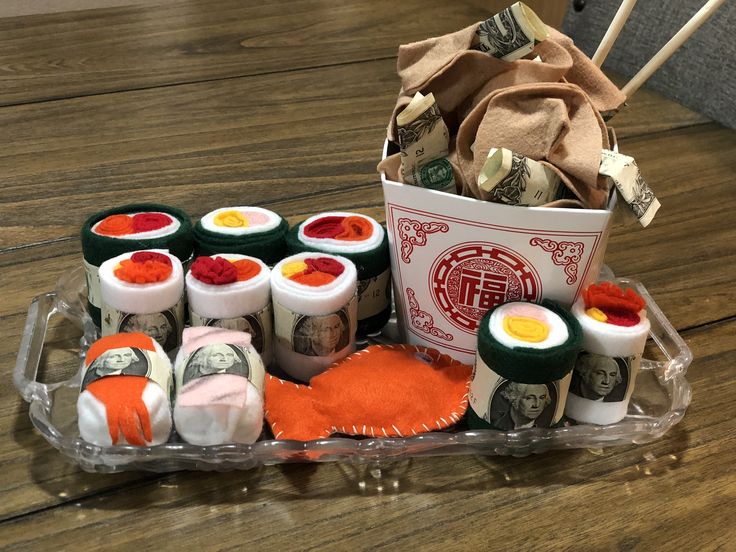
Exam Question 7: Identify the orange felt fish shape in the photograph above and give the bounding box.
[265,344,472,441]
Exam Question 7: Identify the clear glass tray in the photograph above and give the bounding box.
[13,266,692,473]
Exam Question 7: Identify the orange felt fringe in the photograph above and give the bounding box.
[86,375,152,445]
[335,216,373,241]
[114,258,173,284]
[86,332,156,365]
[583,282,645,314]
[96,214,134,236]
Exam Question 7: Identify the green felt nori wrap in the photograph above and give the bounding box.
[477,299,583,384]
[193,217,288,266]
[286,220,392,335]
[81,203,194,326]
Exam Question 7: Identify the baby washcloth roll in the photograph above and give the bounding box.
[565,282,651,425]
[271,252,358,382]
[173,327,265,445]
[468,300,582,431]
[186,254,273,367]
[193,206,288,266]
[99,249,185,353]
[286,212,391,335]
[81,204,193,327]
[77,332,173,446]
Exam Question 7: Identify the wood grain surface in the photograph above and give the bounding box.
[1,0,735,550]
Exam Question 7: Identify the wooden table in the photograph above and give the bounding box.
[1,1,734,549]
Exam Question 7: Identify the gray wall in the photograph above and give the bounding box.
[562,1,735,129]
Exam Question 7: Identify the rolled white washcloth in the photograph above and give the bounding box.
[173,326,265,445]
[99,249,185,352]
[271,252,358,382]
[77,333,173,446]
[186,254,273,367]
[565,295,650,425]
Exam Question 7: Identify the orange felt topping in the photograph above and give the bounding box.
[86,332,156,366]
[114,258,173,284]
[583,282,645,314]
[232,258,261,281]
[265,345,472,441]
[335,216,373,241]
[96,214,135,236]
[86,375,152,445]
[291,271,336,286]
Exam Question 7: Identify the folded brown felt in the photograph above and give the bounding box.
[456,82,611,209]
[388,26,625,141]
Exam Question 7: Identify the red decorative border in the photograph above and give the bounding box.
[529,237,585,285]
[397,218,449,264]
[406,288,453,341]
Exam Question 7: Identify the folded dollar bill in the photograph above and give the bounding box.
[475,1,549,61]
[396,92,455,194]
[599,149,661,227]
[478,147,562,206]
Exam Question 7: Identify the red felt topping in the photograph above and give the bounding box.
[583,282,645,316]
[191,256,238,285]
[132,212,172,233]
[87,375,152,446]
[304,257,345,277]
[130,251,172,266]
[303,216,346,239]
[601,308,641,327]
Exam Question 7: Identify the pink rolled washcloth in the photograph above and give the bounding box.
[173,327,265,445]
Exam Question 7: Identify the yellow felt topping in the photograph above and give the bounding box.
[586,307,608,322]
[214,210,249,228]
[282,260,308,278]
[503,316,549,343]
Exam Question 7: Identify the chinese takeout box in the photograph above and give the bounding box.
[381,141,616,364]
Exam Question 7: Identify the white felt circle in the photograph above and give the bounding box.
[91,212,180,240]
[199,207,281,236]
[489,302,569,350]
[186,254,271,319]
[270,252,357,316]
[99,249,184,314]
[572,298,650,357]
[297,212,384,253]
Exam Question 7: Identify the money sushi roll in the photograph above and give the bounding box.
[468,300,582,431]
[81,204,193,327]
[186,254,273,367]
[565,282,650,425]
[193,206,288,266]
[173,327,266,446]
[286,212,391,336]
[271,252,358,382]
[77,333,173,446]
[99,250,185,353]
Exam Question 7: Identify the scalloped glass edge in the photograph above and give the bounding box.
[13,266,692,473]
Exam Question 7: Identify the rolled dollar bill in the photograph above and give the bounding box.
[396,92,455,194]
[478,147,562,206]
[599,150,661,227]
[475,1,549,61]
